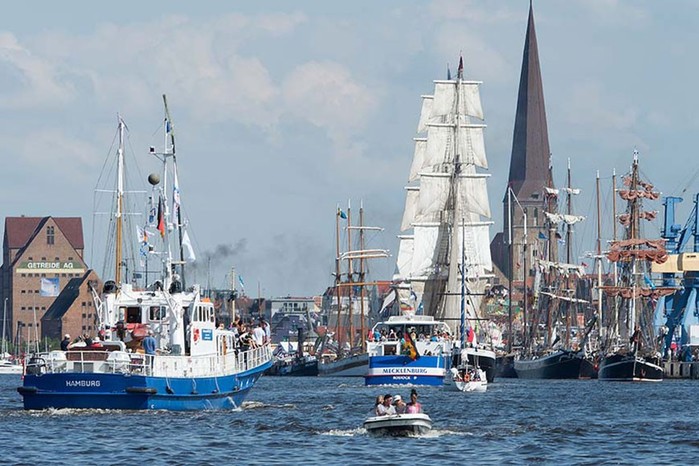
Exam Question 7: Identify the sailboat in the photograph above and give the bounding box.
[318,201,388,377]
[598,151,674,382]
[515,159,596,379]
[444,221,488,392]
[18,99,272,410]
[0,299,22,375]
[366,57,496,385]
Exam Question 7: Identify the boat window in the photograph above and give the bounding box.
[126,307,141,324]
[209,308,215,323]
[149,306,166,321]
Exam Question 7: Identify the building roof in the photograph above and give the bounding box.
[506,2,553,202]
[4,216,84,250]
[41,270,95,321]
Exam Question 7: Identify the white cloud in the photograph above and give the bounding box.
[282,61,377,156]
[0,32,74,108]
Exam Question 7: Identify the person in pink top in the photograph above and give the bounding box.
[406,389,422,414]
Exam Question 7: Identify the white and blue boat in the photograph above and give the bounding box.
[365,314,453,386]
[18,99,272,410]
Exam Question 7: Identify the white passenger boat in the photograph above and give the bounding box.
[446,367,487,392]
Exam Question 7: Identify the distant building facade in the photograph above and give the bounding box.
[41,270,102,342]
[0,216,90,348]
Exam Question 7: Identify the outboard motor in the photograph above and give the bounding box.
[103,280,118,294]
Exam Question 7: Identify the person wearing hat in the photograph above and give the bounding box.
[376,393,396,416]
[60,334,72,351]
[393,394,407,414]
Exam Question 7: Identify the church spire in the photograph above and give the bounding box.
[506,1,552,202]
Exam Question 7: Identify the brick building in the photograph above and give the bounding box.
[41,270,102,342]
[0,216,92,348]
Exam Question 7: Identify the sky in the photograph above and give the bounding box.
[1,0,699,298]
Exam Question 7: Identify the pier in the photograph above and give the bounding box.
[664,361,699,379]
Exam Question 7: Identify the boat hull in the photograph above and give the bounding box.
[460,347,496,383]
[495,354,518,378]
[277,359,319,376]
[514,350,590,379]
[318,353,368,377]
[18,361,271,411]
[365,355,446,386]
[363,413,432,436]
[598,353,663,382]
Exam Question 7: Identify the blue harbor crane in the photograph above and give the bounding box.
[654,194,699,358]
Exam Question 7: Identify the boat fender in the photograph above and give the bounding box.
[17,386,38,394]
[125,386,157,394]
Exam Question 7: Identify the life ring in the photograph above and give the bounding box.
[193,328,200,343]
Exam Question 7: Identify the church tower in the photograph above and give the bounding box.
[491,2,555,282]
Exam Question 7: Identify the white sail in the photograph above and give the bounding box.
[561,187,581,195]
[416,173,491,220]
[432,81,484,120]
[417,96,434,133]
[401,187,420,231]
[458,220,494,276]
[411,225,440,278]
[395,235,414,279]
[408,138,427,182]
[457,173,492,218]
[426,123,487,169]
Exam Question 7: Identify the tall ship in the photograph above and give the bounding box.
[515,160,596,379]
[18,99,272,409]
[366,56,495,386]
[598,151,673,382]
[318,202,388,377]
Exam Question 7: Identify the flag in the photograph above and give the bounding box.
[148,196,156,226]
[458,55,464,79]
[172,171,181,217]
[403,330,420,360]
[538,232,548,240]
[40,277,60,297]
[337,208,347,219]
[136,225,149,244]
[157,196,165,238]
[182,229,196,262]
[238,275,245,289]
[467,326,475,343]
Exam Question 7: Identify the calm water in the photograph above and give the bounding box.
[1,374,697,465]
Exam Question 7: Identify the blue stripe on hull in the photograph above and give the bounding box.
[365,375,444,386]
[20,362,271,411]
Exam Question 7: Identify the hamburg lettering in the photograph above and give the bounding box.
[66,380,101,387]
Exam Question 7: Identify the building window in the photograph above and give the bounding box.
[47,226,55,245]
[534,208,538,226]
[28,257,33,260]
[21,290,25,294]
[21,274,26,277]
[41,257,46,260]
[68,256,73,260]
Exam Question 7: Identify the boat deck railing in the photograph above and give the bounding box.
[26,345,272,378]
[366,339,451,357]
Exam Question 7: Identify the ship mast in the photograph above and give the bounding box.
[115,116,126,285]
